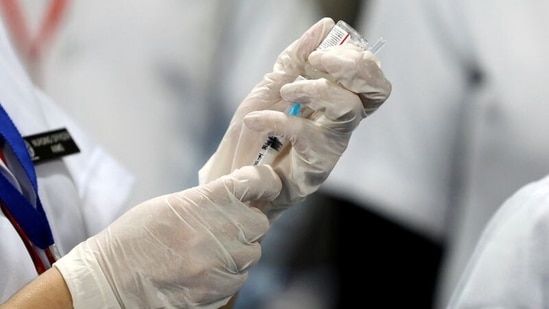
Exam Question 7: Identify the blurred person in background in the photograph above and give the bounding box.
[349,1,549,307]
[447,174,549,308]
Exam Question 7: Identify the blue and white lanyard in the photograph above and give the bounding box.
[0,103,59,271]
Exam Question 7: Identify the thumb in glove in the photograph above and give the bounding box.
[200,17,392,220]
[54,165,281,309]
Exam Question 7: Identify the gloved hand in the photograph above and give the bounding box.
[199,17,392,219]
[54,165,280,309]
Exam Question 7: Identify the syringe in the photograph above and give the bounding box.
[252,20,384,166]
[252,102,301,166]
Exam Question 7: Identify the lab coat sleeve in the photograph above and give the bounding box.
[34,88,135,236]
[447,175,549,308]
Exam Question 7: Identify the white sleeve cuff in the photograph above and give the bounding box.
[53,241,121,309]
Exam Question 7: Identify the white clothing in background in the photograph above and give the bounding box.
[3,0,230,206]
[0,18,133,302]
[448,175,549,308]
[330,0,549,307]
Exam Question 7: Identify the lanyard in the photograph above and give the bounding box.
[0,104,55,251]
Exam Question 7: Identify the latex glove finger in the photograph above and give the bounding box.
[198,19,336,187]
[243,110,348,216]
[308,44,392,115]
[55,165,279,309]
[169,166,277,273]
[280,78,366,129]
[244,110,350,157]
[198,17,392,222]
[235,17,334,117]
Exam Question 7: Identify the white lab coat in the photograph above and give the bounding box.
[0,21,133,302]
[323,0,549,307]
[448,174,549,308]
[6,0,230,206]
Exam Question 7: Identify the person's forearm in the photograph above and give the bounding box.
[0,267,73,309]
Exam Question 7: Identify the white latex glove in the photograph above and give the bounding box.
[447,175,549,308]
[199,17,392,219]
[54,165,280,309]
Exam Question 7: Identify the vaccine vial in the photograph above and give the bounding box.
[304,20,370,80]
[253,20,380,166]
